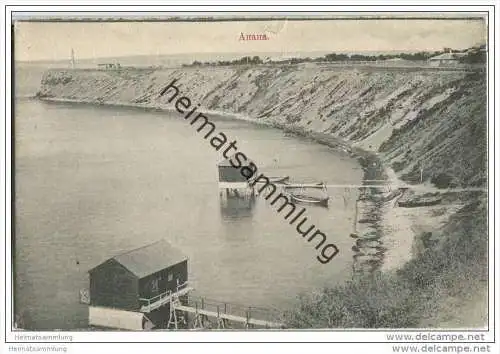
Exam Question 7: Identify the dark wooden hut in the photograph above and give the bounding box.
[88,239,188,312]
[218,157,250,183]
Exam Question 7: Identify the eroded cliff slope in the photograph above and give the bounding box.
[38,65,487,188]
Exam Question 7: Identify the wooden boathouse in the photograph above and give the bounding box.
[218,157,252,185]
[87,239,190,329]
[218,156,256,202]
[86,239,284,330]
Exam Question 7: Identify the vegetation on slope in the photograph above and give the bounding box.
[379,72,487,188]
[38,66,488,328]
[285,197,487,328]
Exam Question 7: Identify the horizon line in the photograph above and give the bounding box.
[16,47,485,64]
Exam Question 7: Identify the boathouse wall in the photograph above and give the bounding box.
[138,260,188,300]
[88,239,188,316]
[89,259,140,311]
[218,165,249,182]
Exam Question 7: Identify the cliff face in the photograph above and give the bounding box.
[38,65,487,187]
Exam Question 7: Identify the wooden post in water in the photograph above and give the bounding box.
[216,305,220,328]
[247,307,253,329]
[201,298,205,327]
[194,301,200,329]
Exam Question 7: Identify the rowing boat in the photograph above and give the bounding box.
[282,181,326,189]
[286,182,329,207]
[267,176,290,184]
[251,176,290,184]
[289,193,329,207]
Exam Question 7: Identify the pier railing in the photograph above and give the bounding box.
[138,282,285,328]
[178,294,285,329]
[139,282,191,313]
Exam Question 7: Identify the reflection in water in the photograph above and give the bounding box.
[219,189,256,219]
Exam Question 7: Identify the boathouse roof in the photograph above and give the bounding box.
[218,157,235,167]
[90,239,187,278]
[217,155,256,168]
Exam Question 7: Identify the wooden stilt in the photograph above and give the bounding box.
[167,303,178,329]
[216,305,225,329]
[193,302,203,329]
[201,298,205,327]
[245,308,250,329]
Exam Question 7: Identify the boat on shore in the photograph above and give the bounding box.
[397,194,442,208]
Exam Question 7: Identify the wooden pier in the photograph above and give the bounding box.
[160,283,284,329]
[284,183,393,188]
[135,282,284,329]
[173,304,283,329]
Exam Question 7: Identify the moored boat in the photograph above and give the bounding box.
[282,181,326,189]
[267,176,290,184]
[287,183,329,207]
[251,175,290,185]
[290,193,329,207]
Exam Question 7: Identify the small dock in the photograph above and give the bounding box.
[89,282,283,330]
[285,183,393,188]
[165,285,284,329]
[174,304,283,328]
[282,183,326,188]
[282,183,398,190]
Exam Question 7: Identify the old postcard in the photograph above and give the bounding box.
[4,5,497,353]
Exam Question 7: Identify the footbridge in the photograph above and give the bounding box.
[140,282,284,329]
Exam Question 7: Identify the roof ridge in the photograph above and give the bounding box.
[89,239,187,277]
[113,239,165,259]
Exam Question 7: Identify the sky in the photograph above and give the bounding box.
[14,18,487,62]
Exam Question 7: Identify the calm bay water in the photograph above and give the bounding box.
[14,97,363,330]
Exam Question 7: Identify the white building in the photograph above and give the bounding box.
[428,53,459,67]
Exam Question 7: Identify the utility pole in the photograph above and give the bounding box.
[70,48,75,69]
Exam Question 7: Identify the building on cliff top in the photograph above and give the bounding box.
[428,53,460,66]
[97,63,121,69]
